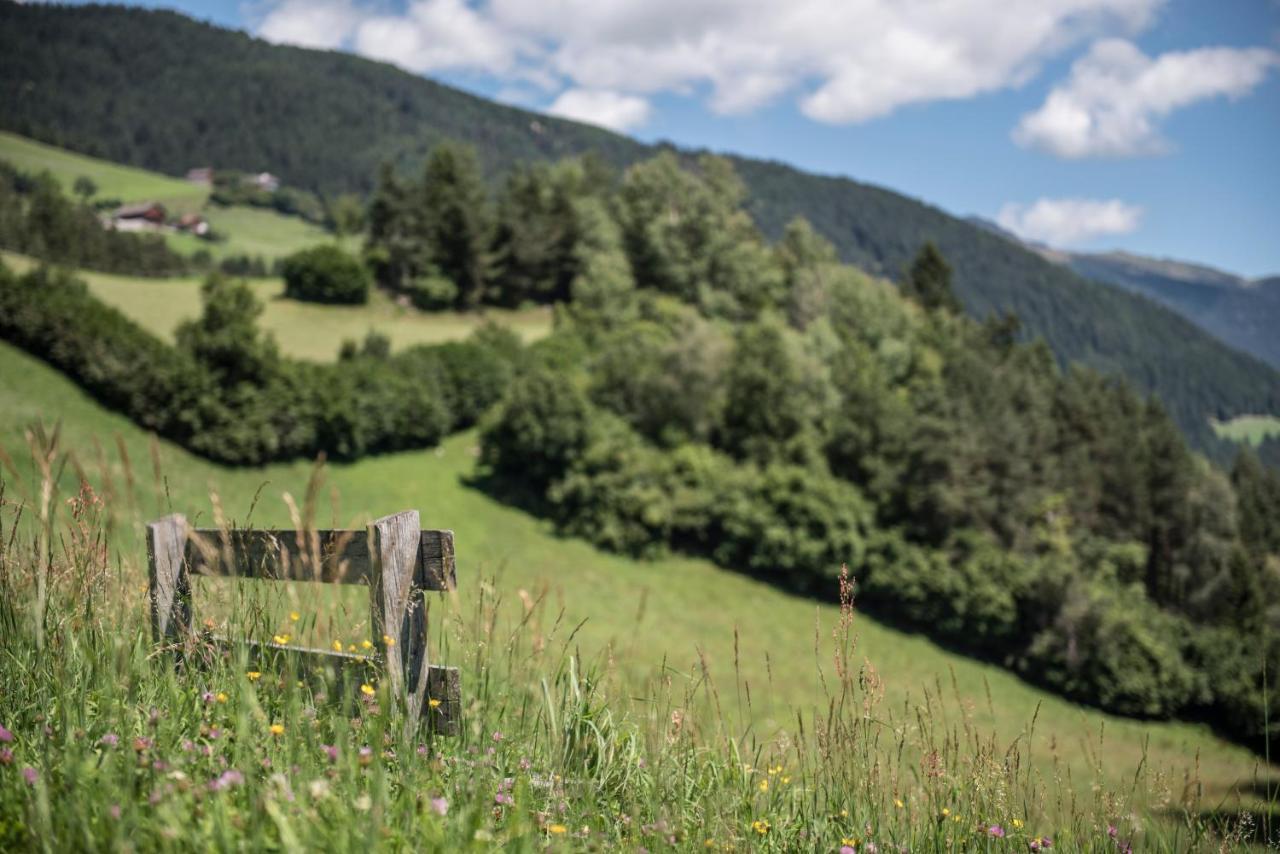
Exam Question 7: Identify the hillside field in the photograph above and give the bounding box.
[1,251,552,360]
[0,337,1267,821]
[0,131,337,262]
[1214,414,1280,447]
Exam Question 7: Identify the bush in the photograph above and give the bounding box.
[0,262,518,465]
[281,245,370,304]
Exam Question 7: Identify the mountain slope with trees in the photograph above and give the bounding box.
[1,2,1277,458]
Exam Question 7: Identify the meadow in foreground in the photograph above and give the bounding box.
[0,420,1265,852]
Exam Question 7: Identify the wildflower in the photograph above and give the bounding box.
[133,737,153,752]
[382,634,395,647]
[289,611,300,622]
[273,634,291,645]
[430,796,448,816]
[492,731,504,742]
[940,808,951,818]
[781,775,791,784]
[361,639,373,650]
[100,733,119,748]
[1107,826,1118,839]
[548,824,567,834]
[358,746,373,766]
[209,769,244,792]
[201,691,215,704]
[758,779,769,792]
[840,848,855,854]
[321,744,339,762]
[989,825,1006,839]
[216,692,228,703]
[495,792,514,806]
[894,798,904,809]
[309,779,330,800]
[269,723,285,736]
[348,645,357,653]
[1013,818,1024,829]
[0,748,12,766]
[751,818,770,835]
[22,766,38,785]
[361,683,376,697]
[354,794,372,812]
[247,671,262,682]
[109,805,121,820]
[332,640,344,652]
[0,725,11,743]
[428,698,442,709]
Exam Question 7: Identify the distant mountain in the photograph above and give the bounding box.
[966,216,1280,371]
[1061,252,1280,370]
[2,2,1278,459]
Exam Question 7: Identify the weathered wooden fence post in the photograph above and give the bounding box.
[145,510,461,735]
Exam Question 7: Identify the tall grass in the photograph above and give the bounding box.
[0,427,1258,850]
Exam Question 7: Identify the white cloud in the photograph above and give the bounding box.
[257,0,361,49]
[997,197,1143,246]
[547,88,652,131]
[1015,39,1279,157]
[251,0,1172,131]
[354,0,517,74]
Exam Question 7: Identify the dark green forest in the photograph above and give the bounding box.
[2,3,1277,459]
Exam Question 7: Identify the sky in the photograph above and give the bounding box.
[67,0,1280,276]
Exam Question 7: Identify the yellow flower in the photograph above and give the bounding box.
[347,644,357,653]
[548,824,567,834]
[781,776,791,785]
[273,634,291,645]
[269,723,284,736]
[215,692,228,704]
[1012,819,1024,829]
[941,807,951,818]
[840,808,849,818]
[289,611,300,622]
[751,819,770,835]
[361,683,376,696]
[704,840,716,849]
[842,840,860,848]
[247,671,262,682]
[361,639,373,650]
[894,798,905,809]
[758,779,769,792]
[382,634,395,647]
[428,698,442,709]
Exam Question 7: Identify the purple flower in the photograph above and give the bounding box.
[492,731,504,743]
[1042,837,1053,848]
[109,805,121,820]
[1107,826,1118,839]
[201,691,215,704]
[841,848,856,854]
[321,744,339,762]
[0,725,12,743]
[181,739,195,752]
[209,769,244,791]
[0,748,12,766]
[22,766,38,785]
[519,756,531,771]
[988,825,1006,839]
[494,793,513,806]
[430,796,448,816]
[132,737,153,753]
[358,746,373,766]
[100,733,119,748]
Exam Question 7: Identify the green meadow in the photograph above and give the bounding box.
[0,337,1266,817]
[1,251,552,360]
[0,132,337,261]
[1214,414,1280,447]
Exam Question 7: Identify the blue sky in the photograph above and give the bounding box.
[75,0,1280,276]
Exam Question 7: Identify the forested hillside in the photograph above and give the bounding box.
[3,3,1277,458]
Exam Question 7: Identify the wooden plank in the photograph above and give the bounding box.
[184,528,454,589]
[370,511,431,730]
[147,513,190,642]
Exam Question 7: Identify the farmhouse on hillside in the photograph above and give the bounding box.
[109,201,167,232]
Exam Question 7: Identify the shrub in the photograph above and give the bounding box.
[281,244,370,304]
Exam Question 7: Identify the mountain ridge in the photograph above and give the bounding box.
[2,2,1277,458]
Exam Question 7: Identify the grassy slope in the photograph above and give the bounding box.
[1,252,551,360]
[1213,415,1280,446]
[0,339,1264,809]
[0,132,334,262]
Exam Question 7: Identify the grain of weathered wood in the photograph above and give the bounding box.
[370,511,434,729]
[424,665,462,736]
[147,513,190,641]
[184,528,455,589]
